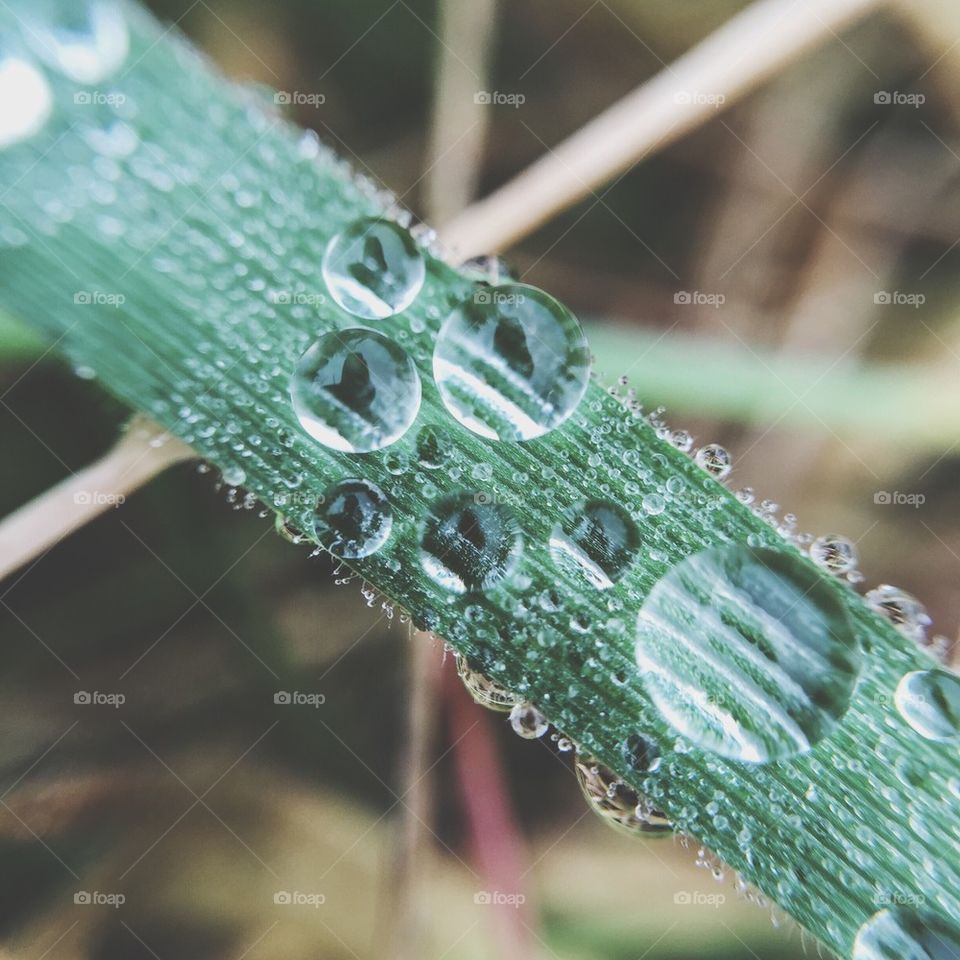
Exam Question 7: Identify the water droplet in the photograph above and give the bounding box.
[314,478,392,559]
[894,669,960,742]
[0,57,52,149]
[221,465,246,487]
[291,329,421,453]
[455,653,519,712]
[695,443,732,481]
[433,284,590,441]
[509,702,549,738]
[322,217,425,319]
[549,499,640,590]
[621,733,662,773]
[866,584,931,646]
[642,493,665,516]
[809,534,858,575]
[853,908,960,960]
[419,492,523,593]
[274,515,306,544]
[415,425,450,470]
[574,755,672,837]
[635,545,861,763]
[25,1,129,84]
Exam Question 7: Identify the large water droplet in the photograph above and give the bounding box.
[26,1,129,84]
[322,217,425,319]
[456,653,519,712]
[509,702,549,738]
[419,492,523,593]
[694,443,732,481]
[809,533,858,575]
[866,584,931,646]
[314,478,393,559]
[894,669,960,743]
[853,908,960,960]
[635,545,861,763]
[574,755,672,837]
[433,283,590,441]
[291,329,421,453]
[0,57,52,149]
[549,499,640,590]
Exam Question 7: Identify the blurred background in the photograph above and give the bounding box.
[1,0,959,956]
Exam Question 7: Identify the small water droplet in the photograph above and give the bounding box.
[291,329,421,453]
[419,492,523,593]
[455,653,519,712]
[314,478,392,559]
[322,217,425,319]
[865,584,931,646]
[621,733,662,773]
[694,443,732,481]
[221,465,246,487]
[549,499,640,590]
[636,545,861,763]
[894,669,960,742]
[575,755,672,837]
[0,57,52,149]
[415,425,450,470]
[853,908,960,960]
[509,702,549,738]
[642,493,665,516]
[809,534,858,575]
[433,283,590,441]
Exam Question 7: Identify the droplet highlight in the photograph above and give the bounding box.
[0,57,52,149]
[635,545,861,763]
[322,217,425,320]
[433,283,590,441]
[291,329,421,453]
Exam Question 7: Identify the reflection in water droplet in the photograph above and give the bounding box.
[509,702,549,738]
[314,478,392,559]
[419,492,522,593]
[322,217,425,319]
[433,283,590,441]
[0,57,52,149]
[415,425,450,470]
[853,908,960,960]
[695,443,732,481]
[866,584,931,646]
[894,669,960,743]
[621,733,662,773]
[635,545,861,763]
[291,329,421,453]
[455,653,519,712]
[809,534,858,575]
[574,755,672,837]
[549,499,639,590]
[26,1,129,84]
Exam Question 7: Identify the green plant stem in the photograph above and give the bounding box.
[0,4,956,956]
